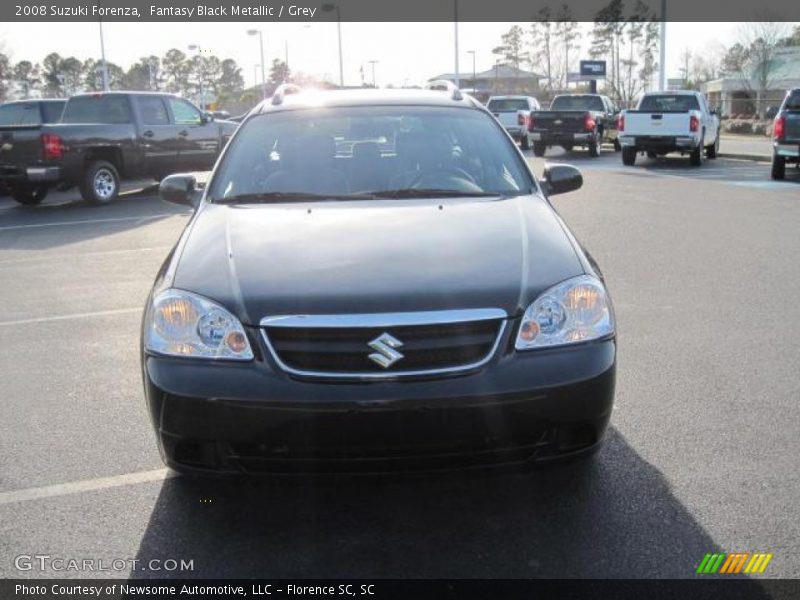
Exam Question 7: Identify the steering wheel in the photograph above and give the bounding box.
[409,166,479,190]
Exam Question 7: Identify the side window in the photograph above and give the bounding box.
[168,98,203,126]
[137,96,170,126]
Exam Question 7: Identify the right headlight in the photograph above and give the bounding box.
[515,275,615,350]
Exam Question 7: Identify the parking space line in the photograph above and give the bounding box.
[0,308,141,328]
[0,214,181,232]
[0,468,172,506]
[0,246,172,266]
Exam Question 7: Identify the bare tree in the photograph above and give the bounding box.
[530,7,556,91]
[555,5,580,89]
[735,22,791,117]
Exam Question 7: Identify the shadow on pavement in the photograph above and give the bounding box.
[129,427,773,591]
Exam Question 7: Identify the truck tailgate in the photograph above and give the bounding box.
[0,126,43,175]
[531,111,587,133]
[491,111,522,129]
[624,112,691,137]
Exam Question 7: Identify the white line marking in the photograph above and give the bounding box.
[0,468,173,506]
[0,213,181,232]
[0,307,141,328]
[0,246,172,266]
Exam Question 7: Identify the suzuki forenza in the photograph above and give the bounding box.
[141,83,616,475]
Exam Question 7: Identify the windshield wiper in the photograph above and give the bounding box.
[368,189,501,199]
[213,192,367,204]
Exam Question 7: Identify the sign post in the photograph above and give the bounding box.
[580,60,606,93]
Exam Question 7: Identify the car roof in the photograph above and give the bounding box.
[256,88,482,114]
[1,99,65,105]
[643,90,699,96]
[68,91,181,99]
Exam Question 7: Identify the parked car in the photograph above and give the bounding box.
[527,94,619,158]
[486,95,541,150]
[617,90,720,167]
[0,92,237,206]
[771,88,800,180]
[142,84,616,476]
[0,99,67,201]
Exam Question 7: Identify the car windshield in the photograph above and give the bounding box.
[638,94,700,112]
[487,98,529,112]
[785,92,800,110]
[550,96,605,111]
[208,105,533,202]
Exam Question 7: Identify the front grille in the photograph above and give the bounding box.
[261,311,506,378]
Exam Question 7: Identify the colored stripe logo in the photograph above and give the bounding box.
[696,553,773,574]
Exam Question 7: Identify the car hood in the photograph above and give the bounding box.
[172,196,585,325]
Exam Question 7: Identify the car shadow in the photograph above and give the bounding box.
[128,427,773,590]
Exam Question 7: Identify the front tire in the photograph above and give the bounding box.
[622,147,637,166]
[588,133,601,158]
[80,160,120,205]
[532,142,546,158]
[771,155,786,180]
[690,138,704,167]
[520,134,530,151]
[10,184,48,206]
[613,139,622,152]
[706,133,719,159]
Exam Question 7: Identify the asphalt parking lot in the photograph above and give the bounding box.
[0,149,798,581]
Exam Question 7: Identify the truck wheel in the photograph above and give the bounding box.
[622,147,637,166]
[706,133,719,159]
[561,144,574,153]
[588,134,601,158]
[80,160,120,205]
[520,134,530,150]
[613,139,622,152]
[532,142,546,158]
[771,155,786,180]
[10,184,48,206]
[689,139,704,167]
[647,151,658,159]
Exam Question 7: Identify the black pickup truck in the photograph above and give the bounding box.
[0,92,236,205]
[528,94,619,158]
[771,87,800,180]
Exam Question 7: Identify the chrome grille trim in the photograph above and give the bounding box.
[260,309,508,380]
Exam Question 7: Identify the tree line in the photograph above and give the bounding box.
[0,50,296,112]
[492,0,799,112]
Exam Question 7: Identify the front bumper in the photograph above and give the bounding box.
[143,332,616,475]
[530,132,594,145]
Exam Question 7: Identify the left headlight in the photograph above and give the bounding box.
[144,289,253,360]
[515,275,615,350]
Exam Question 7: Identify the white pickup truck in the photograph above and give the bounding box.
[486,95,541,150]
[617,91,720,167]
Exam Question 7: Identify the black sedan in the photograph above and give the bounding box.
[141,84,616,475]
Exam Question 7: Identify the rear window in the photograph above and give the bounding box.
[638,94,700,112]
[550,96,605,111]
[62,95,132,124]
[208,105,533,201]
[785,92,800,111]
[41,102,65,124]
[0,103,42,126]
[487,98,529,112]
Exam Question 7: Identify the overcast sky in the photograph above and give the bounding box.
[0,21,755,88]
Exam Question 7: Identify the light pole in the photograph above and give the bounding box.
[188,44,204,108]
[253,64,261,90]
[322,4,344,87]
[247,29,267,100]
[658,0,667,91]
[369,60,379,87]
[453,0,460,87]
[98,21,109,91]
[467,50,476,88]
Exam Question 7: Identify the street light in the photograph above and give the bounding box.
[188,44,204,108]
[98,21,109,91]
[247,29,268,100]
[321,3,344,87]
[253,64,261,90]
[467,50,476,87]
[368,60,379,87]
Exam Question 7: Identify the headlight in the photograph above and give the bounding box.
[515,275,614,350]
[144,289,253,360]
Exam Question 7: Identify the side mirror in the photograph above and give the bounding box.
[541,164,583,196]
[159,173,200,207]
[202,111,213,123]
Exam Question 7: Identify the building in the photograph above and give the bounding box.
[429,64,543,100]
[703,46,800,117]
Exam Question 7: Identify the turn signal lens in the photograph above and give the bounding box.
[515,275,614,350]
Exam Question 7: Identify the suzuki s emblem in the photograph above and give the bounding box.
[553,119,562,124]
[0,143,12,152]
[367,332,404,368]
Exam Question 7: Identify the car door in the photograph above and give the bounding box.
[166,97,220,171]
[133,95,184,177]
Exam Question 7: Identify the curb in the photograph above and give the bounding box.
[718,152,771,163]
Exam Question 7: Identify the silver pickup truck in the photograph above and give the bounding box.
[486,95,541,150]
[618,91,720,167]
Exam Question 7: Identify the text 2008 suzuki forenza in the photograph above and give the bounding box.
[141,84,616,475]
